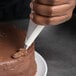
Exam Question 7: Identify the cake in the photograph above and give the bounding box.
[0,25,37,76]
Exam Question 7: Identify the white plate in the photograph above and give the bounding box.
[35,51,48,76]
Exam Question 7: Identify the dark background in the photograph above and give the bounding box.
[0,0,31,21]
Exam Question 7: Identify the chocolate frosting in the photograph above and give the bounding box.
[0,25,25,61]
[0,25,37,76]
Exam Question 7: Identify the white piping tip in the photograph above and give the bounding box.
[24,45,28,50]
[25,46,29,50]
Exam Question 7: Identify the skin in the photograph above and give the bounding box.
[30,0,76,26]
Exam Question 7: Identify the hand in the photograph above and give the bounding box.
[30,0,76,26]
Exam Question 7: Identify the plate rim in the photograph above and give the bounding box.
[35,51,48,76]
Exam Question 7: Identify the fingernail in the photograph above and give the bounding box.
[30,2,33,9]
[30,14,33,19]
